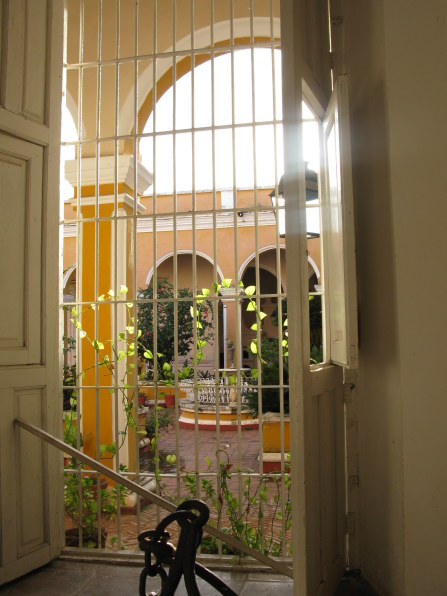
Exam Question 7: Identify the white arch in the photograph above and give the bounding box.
[241,263,286,292]
[145,250,224,286]
[238,246,320,289]
[120,17,281,136]
[63,264,76,289]
[237,245,286,284]
[308,255,321,280]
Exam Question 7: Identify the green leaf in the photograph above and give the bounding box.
[79,330,86,338]
[283,318,288,327]
[204,457,213,467]
[201,288,210,297]
[259,311,267,320]
[108,289,115,297]
[250,368,258,379]
[246,302,256,312]
[90,303,96,310]
[244,285,256,296]
[212,282,221,294]
[71,306,78,316]
[162,362,171,372]
[120,284,128,294]
[119,332,125,340]
[222,278,232,288]
[143,350,153,359]
[250,340,258,354]
[250,323,258,331]
[228,374,237,385]
[98,294,105,302]
[75,321,82,329]
[126,326,134,334]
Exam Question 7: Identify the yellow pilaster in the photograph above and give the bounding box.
[65,155,152,472]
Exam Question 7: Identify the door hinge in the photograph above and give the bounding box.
[345,512,356,535]
[343,367,358,388]
[329,50,336,70]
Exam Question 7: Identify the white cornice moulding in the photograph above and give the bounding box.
[64,209,275,237]
[67,193,146,213]
[136,210,276,232]
[64,155,153,196]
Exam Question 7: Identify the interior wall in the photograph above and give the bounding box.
[381,2,447,593]
[343,1,447,594]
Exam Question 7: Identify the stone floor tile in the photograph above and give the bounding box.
[240,580,294,595]
[0,567,93,596]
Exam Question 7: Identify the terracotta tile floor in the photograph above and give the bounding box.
[113,426,290,552]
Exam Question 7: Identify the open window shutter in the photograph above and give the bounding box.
[321,75,358,368]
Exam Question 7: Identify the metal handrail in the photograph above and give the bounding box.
[15,417,293,579]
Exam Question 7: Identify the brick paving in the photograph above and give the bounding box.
[65,425,292,555]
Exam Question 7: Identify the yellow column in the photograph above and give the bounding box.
[66,156,152,472]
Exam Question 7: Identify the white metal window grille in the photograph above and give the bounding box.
[60,0,320,560]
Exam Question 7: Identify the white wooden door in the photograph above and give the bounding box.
[281,5,357,586]
[303,74,359,595]
[0,0,64,584]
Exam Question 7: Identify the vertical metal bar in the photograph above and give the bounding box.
[190,0,201,500]
[112,0,122,547]
[151,0,160,524]
[172,0,181,503]
[229,0,243,520]
[74,0,84,548]
[249,0,266,551]
[209,0,223,555]
[269,0,287,554]
[131,0,140,545]
[93,0,103,548]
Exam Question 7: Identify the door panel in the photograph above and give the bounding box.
[0,135,43,365]
[0,0,64,585]
[306,367,346,596]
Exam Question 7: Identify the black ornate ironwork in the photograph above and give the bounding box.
[138,499,238,595]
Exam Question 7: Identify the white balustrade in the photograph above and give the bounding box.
[181,377,254,406]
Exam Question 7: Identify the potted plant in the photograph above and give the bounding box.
[145,406,173,442]
[64,459,128,548]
